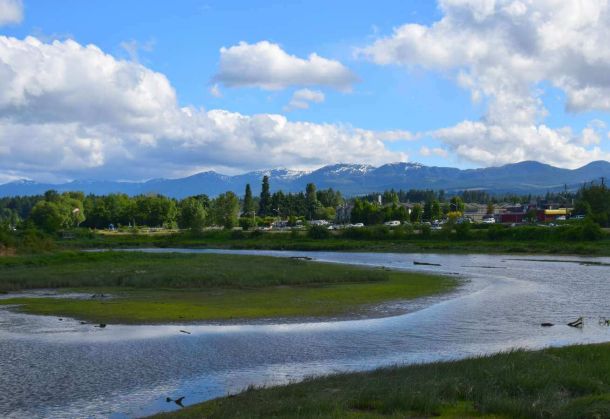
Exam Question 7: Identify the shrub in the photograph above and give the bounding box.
[369,225,391,239]
[230,229,246,240]
[342,227,372,240]
[421,224,431,238]
[308,225,331,239]
[239,217,256,230]
[487,224,506,241]
[454,222,471,240]
[581,218,604,241]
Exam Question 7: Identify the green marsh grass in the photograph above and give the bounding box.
[0,251,455,323]
[153,343,610,418]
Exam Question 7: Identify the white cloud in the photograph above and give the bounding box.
[0,36,404,182]
[209,83,222,98]
[420,146,448,158]
[359,0,610,168]
[119,39,155,63]
[377,130,418,142]
[0,0,22,26]
[284,88,325,111]
[213,41,358,91]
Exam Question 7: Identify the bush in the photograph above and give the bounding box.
[421,224,431,238]
[342,227,372,240]
[308,225,331,239]
[454,222,471,240]
[581,218,604,241]
[230,229,246,240]
[486,224,506,241]
[369,225,391,239]
[239,217,256,231]
[250,229,264,239]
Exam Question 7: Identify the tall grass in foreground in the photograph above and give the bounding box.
[155,343,610,419]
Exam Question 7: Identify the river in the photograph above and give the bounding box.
[1,250,609,418]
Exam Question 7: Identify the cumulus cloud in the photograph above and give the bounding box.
[360,0,610,168]
[284,88,325,111]
[0,36,404,182]
[420,146,448,158]
[213,41,358,91]
[0,0,22,26]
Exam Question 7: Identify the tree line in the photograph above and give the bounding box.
[2,178,609,233]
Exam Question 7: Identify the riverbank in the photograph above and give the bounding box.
[0,251,455,323]
[153,342,610,418]
[56,228,610,257]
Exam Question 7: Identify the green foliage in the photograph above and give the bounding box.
[579,183,610,226]
[351,199,410,225]
[485,220,603,242]
[308,225,331,239]
[163,343,610,419]
[258,175,272,216]
[314,206,335,221]
[410,204,422,223]
[134,194,177,228]
[454,221,471,240]
[30,191,85,233]
[211,191,240,229]
[316,188,343,207]
[178,197,207,231]
[421,224,431,238]
[305,183,320,219]
[238,217,256,230]
[449,196,465,213]
[242,183,256,216]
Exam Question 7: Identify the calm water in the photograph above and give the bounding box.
[1,250,610,418]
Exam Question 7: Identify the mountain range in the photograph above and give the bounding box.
[2,161,610,199]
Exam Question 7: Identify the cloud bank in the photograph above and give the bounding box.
[0,36,405,182]
[360,0,610,168]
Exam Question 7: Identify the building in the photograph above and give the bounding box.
[537,208,571,223]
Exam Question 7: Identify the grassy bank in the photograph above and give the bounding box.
[57,229,610,257]
[0,251,455,323]
[154,343,610,418]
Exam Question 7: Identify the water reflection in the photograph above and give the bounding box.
[1,250,609,418]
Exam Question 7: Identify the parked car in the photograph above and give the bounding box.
[555,215,566,221]
[572,214,585,220]
[384,220,401,227]
[482,217,496,224]
[350,223,364,228]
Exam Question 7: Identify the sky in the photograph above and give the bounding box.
[1,0,610,183]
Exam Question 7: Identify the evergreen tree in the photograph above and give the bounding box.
[305,183,319,219]
[258,176,271,216]
[243,184,255,216]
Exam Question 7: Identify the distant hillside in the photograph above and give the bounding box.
[2,161,609,198]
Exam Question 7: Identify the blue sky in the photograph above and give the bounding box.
[1,0,610,182]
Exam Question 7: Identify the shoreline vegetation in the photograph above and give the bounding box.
[0,251,456,324]
[152,342,610,419]
[57,226,610,257]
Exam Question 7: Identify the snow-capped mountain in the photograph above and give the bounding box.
[2,161,610,198]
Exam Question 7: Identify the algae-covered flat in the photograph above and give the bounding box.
[0,251,456,324]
